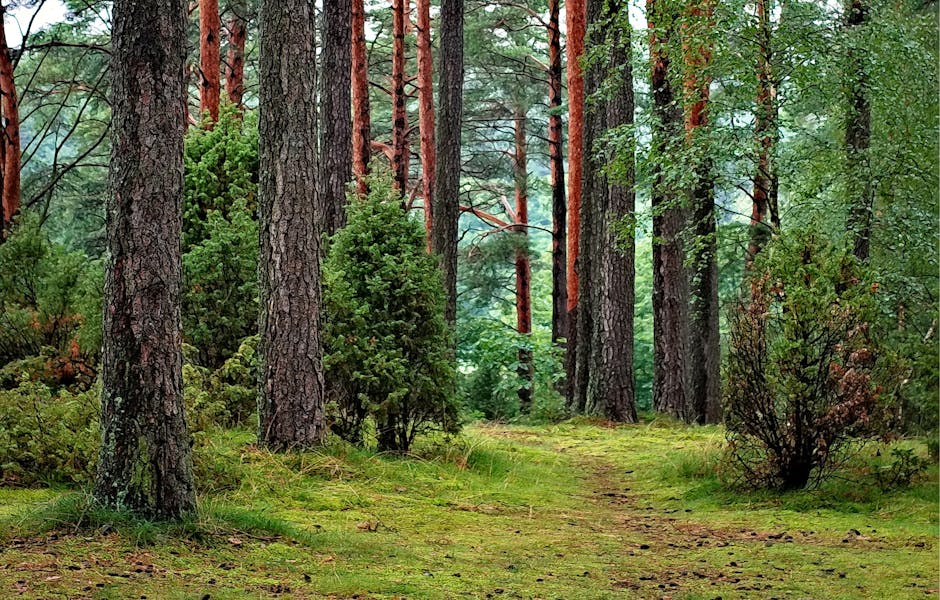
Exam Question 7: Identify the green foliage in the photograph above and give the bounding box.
[0,216,102,379]
[0,381,99,485]
[724,231,884,490]
[182,199,259,367]
[323,176,458,452]
[872,447,928,492]
[182,336,260,431]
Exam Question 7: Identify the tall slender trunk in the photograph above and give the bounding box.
[94,0,195,519]
[417,0,436,246]
[0,6,20,239]
[746,0,779,268]
[199,0,221,122]
[391,0,409,195]
[649,0,690,421]
[351,0,371,195]
[548,0,568,352]
[564,0,586,410]
[225,0,248,109]
[513,107,534,412]
[684,0,720,424]
[319,0,353,235]
[258,0,326,449]
[845,0,872,261]
[586,0,637,423]
[432,0,464,327]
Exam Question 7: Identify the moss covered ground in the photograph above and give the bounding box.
[0,420,937,599]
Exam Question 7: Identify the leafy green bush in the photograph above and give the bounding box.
[724,232,883,490]
[0,380,99,485]
[323,176,459,452]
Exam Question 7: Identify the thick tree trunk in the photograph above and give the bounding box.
[319,0,353,235]
[585,0,637,423]
[391,0,409,195]
[548,0,568,352]
[351,0,371,195]
[258,0,326,449]
[683,0,720,424]
[564,0,586,410]
[224,0,247,109]
[648,0,690,421]
[432,0,464,327]
[845,0,872,262]
[0,6,20,239]
[94,0,195,519]
[513,107,534,412]
[417,0,436,246]
[199,0,221,122]
[747,0,779,268]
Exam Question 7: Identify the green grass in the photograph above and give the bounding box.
[0,422,936,599]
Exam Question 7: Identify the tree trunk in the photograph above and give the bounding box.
[391,0,409,195]
[351,0,371,195]
[564,0,586,410]
[648,0,690,421]
[319,0,353,235]
[258,0,326,449]
[548,0,568,354]
[683,0,720,424]
[224,0,247,110]
[513,106,533,412]
[586,0,637,423]
[746,0,779,269]
[845,0,872,262]
[0,6,20,239]
[432,0,464,327]
[199,0,221,122]
[94,0,196,519]
[417,0,436,247]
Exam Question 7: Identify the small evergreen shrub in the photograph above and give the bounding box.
[724,232,882,490]
[323,176,459,452]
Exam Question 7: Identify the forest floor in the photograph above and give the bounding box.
[0,420,937,599]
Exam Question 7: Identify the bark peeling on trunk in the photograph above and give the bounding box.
[94,0,195,519]
[224,0,248,110]
[258,0,326,449]
[199,0,221,123]
[0,5,20,239]
[417,0,436,248]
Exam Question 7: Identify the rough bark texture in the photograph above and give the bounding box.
[513,107,534,412]
[391,0,409,195]
[746,0,779,269]
[564,0,586,411]
[351,0,371,195]
[224,0,247,109]
[258,0,326,449]
[199,0,221,122]
[93,0,195,519]
[432,0,464,327]
[585,0,637,423]
[548,0,568,351]
[648,0,690,421]
[683,0,720,424]
[417,0,436,246]
[319,0,353,235]
[0,6,20,239]
[845,0,872,262]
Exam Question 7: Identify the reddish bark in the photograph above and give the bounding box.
[747,0,780,268]
[199,0,221,123]
[391,0,409,195]
[0,6,20,237]
[548,0,567,348]
[224,0,247,109]
[352,0,371,195]
[513,107,533,411]
[416,0,435,248]
[565,0,585,316]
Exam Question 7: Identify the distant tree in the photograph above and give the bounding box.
[199,0,222,122]
[0,4,20,240]
[351,0,371,195]
[94,0,195,519]
[319,0,353,235]
[224,0,248,109]
[257,0,326,449]
[416,0,436,244]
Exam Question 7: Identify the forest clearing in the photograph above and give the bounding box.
[1,422,937,599]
